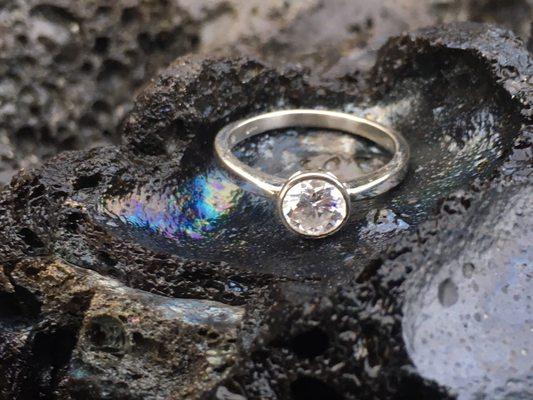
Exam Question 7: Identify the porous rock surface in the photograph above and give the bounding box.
[0,4,532,400]
[1,0,532,186]
[1,258,243,399]
[0,0,330,185]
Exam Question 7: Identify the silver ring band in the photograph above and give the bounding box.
[214,109,410,238]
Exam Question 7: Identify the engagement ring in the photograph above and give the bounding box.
[215,109,410,238]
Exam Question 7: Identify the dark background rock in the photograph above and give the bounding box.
[0,1,532,400]
[0,0,333,185]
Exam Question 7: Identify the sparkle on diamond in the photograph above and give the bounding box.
[281,178,347,236]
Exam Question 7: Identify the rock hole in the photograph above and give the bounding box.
[356,258,383,283]
[288,328,329,358]
[132,331,167,358]
[460,197,471,209]
[92,99,111,113]
[54,42,80,64]
[18,228,45,249]
[121,7,141,24]
[17,34,28,45]
[442,204,458,214]
[37,35,57,50]
[197,328,209,336]
[97,251,117,267]
[23,265,41,277]
[207,331,220,340]
[86,315,126,353]
[137,32,152,52]
[0,292,21,319]
[65,211,85,232]
[95,6,112,18]
[93,36,110,54]
[0,283,41,320]
[14,126,36,143]
[290,377,343,400]
[80,60,93,73]
[13,284,42,318]
[29,104,40,115]
[97,59,129,82]
[132,331,144,345]
[73,173,102,190]
[462,263,475,278]
[154,30,175,50]
[79,113,97,129]
[438,278,459,307]
[19,327,78,399]
[189,33,200,48]
[348,23,362,33]
[19,55,37,68]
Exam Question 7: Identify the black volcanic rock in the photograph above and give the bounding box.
[0,17,531,400]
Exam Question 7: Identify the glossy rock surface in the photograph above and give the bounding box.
[0,3,532,400]
[403,185,533,399]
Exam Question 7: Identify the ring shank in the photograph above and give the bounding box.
[214,109,410,198]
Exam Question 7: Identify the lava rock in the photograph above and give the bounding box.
[0,20,531,400]
[403,184,533,399]
[0,0,325,186]
[2,0,531,187]
[1,257,243,399]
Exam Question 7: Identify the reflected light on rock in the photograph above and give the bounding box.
[103,169,243,241]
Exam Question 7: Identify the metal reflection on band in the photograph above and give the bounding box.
[214,109,410,238]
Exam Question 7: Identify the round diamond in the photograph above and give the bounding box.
[280,177,348,237]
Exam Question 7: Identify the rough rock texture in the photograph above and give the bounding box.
[1,0,532,186]
[1,258,243,399]
[0,1,532,400]
[0,0,200,183]
[0,0,331,185]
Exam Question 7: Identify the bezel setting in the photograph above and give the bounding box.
[277,171,351,238]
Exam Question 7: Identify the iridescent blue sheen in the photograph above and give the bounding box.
[103,168,243,241]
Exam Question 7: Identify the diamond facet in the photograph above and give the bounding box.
[280,176,348,237]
